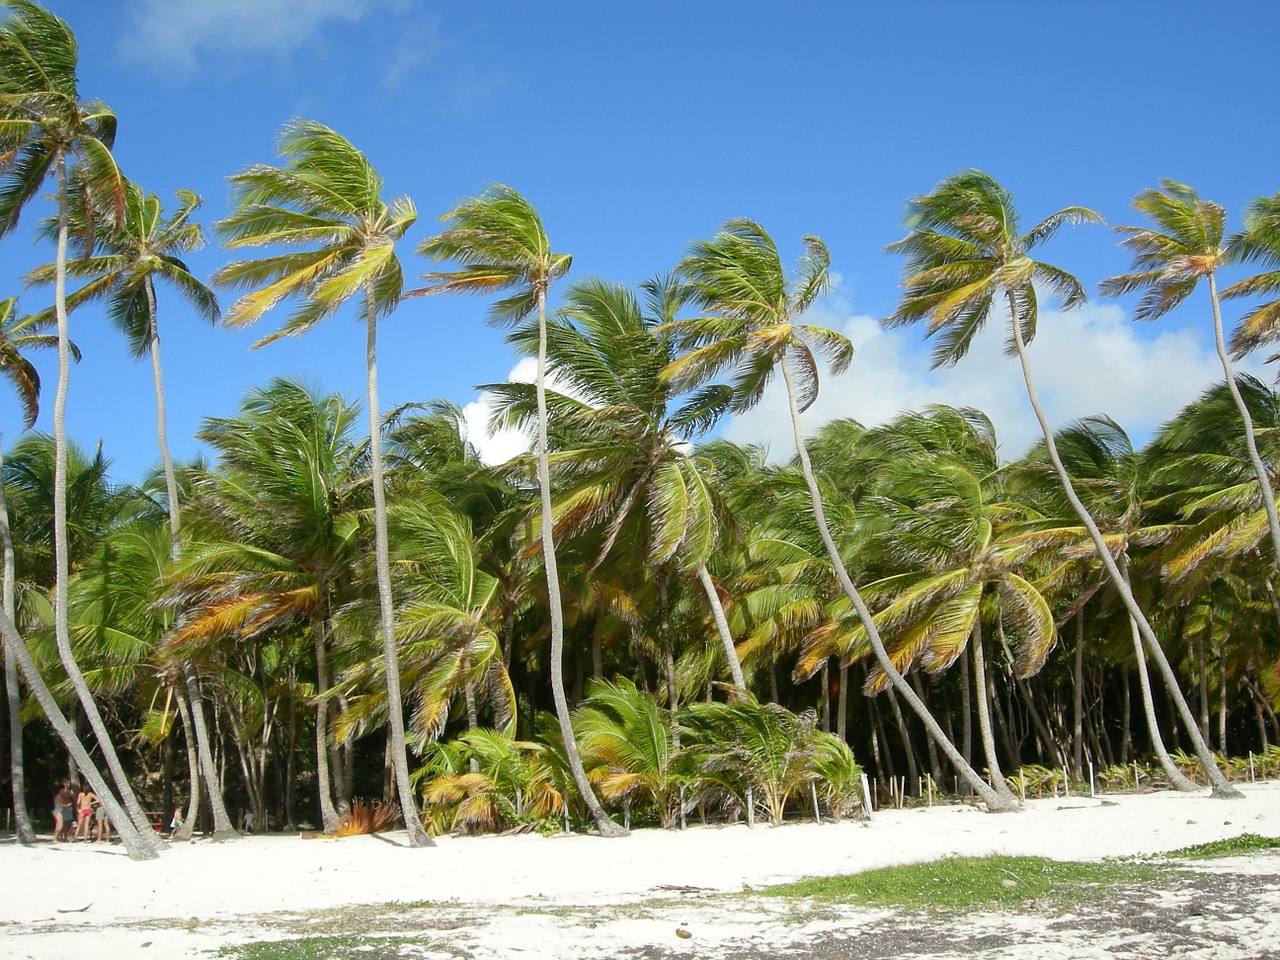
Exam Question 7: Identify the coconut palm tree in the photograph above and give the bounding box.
[667,219,1016,810]
[1100,180,1280,572]
[1223,190,1280,360]
[213,120,428,845]
[886,169,1239,797]
[27,180,236,838]
[491,277,744,689]
[0,0,164,845]
[418,185,625,836]
[0,295,53,843]
[164,378,365,833]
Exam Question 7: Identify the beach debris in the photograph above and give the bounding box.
[56,904,92,914]
[676,927,693,939]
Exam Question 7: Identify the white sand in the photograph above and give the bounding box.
[3,780,1279,959]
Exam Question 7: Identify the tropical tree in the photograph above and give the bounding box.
[213,120,428,845]
[0,0,165,847]
[666,218,1016,810]
[419,184,625,836]
[1100,179,1280,572]
[885,169,1239,797]
[27,180,236,838]
[0,295,53,843]
[1223,190,1280,359]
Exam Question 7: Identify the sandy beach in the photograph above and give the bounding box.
[3,781,1279,959]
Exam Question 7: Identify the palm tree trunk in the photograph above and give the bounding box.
[1218,651,1228,754]
[1209,274,1280,569]
[534,286,625,837]
[310,614,340,833]
[1073,613,1085,777]
[173,682,201,841]
[364,300,432,847]
[0,440,35,843]
[971,619,1016,799]
[777,358,1017,810]
[0,609,157,859]
[1007,296,1239,798]
[695,562,745,691]
[50,160,166,850]
[837,662,848,743]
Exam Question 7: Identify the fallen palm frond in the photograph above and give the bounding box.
[336,799,402,837]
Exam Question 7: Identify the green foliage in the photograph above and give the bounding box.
[761,855,1159,911]
[1159,833,1280,860]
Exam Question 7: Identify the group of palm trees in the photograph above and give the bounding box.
[3,1,1280,861]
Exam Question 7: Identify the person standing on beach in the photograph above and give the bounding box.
[52,781,74,841]
[74,783,96,841]
[94,795,111,843]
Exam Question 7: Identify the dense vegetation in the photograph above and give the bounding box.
[2,2,1280,857]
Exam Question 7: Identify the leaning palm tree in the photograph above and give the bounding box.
[0,296,52,843]
[212,120,429,845]
[27,181,236,838]
[885,169,1239,797]
[1100,179,1280,572]
[0,0,165,847]
[666,219,1017,810]
[418,185,626,836]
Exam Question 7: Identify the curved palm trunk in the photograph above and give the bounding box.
[0,609,157,859]
[971,619,1017,799]
[145,282,237,841]
[695,562,745,691]
[535,287,626,837]
[1208,274,1280,569]
[0,441,35,843]
[778,359,1018,811]
[51,162,166,850]
[173,681,203,840]
[1008,299,1239,797]
[365,299,432,847]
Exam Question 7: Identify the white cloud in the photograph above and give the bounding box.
[462,357,536,467]
[123,0,398,70]
[725,293,1267,462]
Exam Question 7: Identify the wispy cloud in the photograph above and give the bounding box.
[725,293,1265,462]
[122,0,399,71]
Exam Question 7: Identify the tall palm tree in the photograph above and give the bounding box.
[0,0,164,845]
[418,184,626,836]
[27,180,236,838]
[667,219,1016,810]
[1100,180,1280,571]
[0,296,52,843]
[213,120,429,845]
[886,169,1239,797]
[1223,190,1280,360]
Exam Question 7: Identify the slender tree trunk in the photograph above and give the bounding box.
[173,683,201,841]
[534,287,625,836]
[695,562,745,691]
[50,161,165,851]
[996,619,1060,767]
[0,609,157,859]
[1121,671,1133,762]
[1120,563,1198,791]
[0,441,35,843]
[778,359,1017,810]
[143,280,236,839]
[1197,634,1211,744]
[1209,273,1280,569]
[909,672,943,785]
[1218,651,1228,755]
[1007,297,1239,798]
[972,620,1016,799]
[310,614,340,832]
[837,662,848,744]
[364,301,431,846]
[885,687,919,786]
[1073,613,1085,778]
[959,650,972,764]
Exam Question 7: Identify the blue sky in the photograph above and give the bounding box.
[2,0,1278,482]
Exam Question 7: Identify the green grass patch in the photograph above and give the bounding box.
[217,934,447,960]
[1160,833,1280,860]
[758,855,1160,912]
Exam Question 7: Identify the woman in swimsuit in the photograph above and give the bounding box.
[52,781,74,841]
[75,784,97,841]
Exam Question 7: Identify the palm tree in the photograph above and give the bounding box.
[885,169,1239,797]
[418,184,625,836]
[0,295,53,843]
[0,0,164,845]
[27,180,236,838]
[164,378,365,833]
[491,277,744,689]
[1100,180,1280,572]
[1223,190,1280,360]
[667,219,1016,810]
[213,120,428,845]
